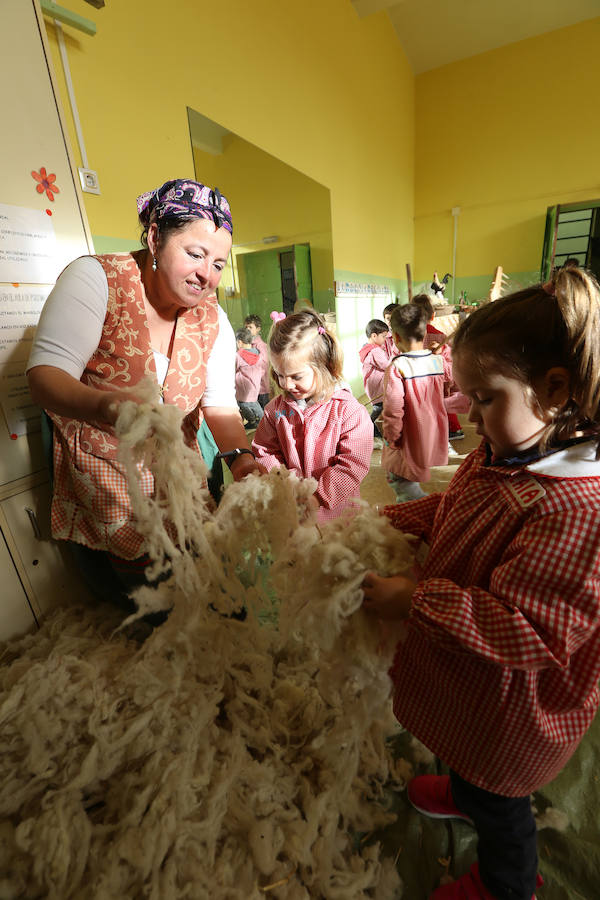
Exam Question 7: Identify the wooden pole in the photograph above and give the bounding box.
[406,263,413,301]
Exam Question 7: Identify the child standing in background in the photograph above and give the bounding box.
[234,327,264,429]
[382,304,448,501]
[244,314,271,408]
[411,292,464,439]
[252,309,373,522]
[363,266,600,900]
[383,302,399,358]
[359,318,392,442]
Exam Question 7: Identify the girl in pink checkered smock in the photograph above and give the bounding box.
[362,267,600,900]
[252,309,373,522]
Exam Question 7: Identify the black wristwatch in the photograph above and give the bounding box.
[215,447,255,467]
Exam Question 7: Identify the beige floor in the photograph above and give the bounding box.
[360,414,480,508]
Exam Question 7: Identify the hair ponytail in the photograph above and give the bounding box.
[553,267,600,417]
[452,266,600,453]
[268,309,343,400]
[549,267,600,452]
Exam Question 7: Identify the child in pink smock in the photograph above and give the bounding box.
[244,314,271,408]
[252,309,373,522]
[411,292,465,439]
[359,318,392,439]
[362,266,600,900]
[383,302,399,358]
[235,327,264,429]
[382,303,448,501]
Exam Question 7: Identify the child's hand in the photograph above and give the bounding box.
[307,494,320,512]
[362,572,415,620]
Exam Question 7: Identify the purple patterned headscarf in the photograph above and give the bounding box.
[136,179,233,234]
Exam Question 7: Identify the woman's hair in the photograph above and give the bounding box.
[268,309,343,401]
[140,214,196,250]
[411,292,435,321]
[391,303,429,342]
[452,266,600,452]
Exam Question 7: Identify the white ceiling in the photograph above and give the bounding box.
[352,0,600,73]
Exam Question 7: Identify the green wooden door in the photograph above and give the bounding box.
[294,243,313,305]
[240,248,284,323]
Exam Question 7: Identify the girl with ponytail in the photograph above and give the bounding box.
[252,309,373,521]
[362,267,600,900]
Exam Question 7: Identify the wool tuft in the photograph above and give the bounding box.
[0,392,416,898]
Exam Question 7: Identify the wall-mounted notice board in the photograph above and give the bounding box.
[0,0,93,488]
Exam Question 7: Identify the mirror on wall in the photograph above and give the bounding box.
[187,108,335,330]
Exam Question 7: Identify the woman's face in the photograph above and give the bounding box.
[271,349,317,401]
[149,218,232,310]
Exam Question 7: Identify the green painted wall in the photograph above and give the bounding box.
[92,235,139,254]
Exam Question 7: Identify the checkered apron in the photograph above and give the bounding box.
[49,252,219,558]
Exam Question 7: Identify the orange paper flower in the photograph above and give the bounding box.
[31,167,60,202]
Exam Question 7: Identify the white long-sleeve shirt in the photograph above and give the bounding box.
[27,255,237,408]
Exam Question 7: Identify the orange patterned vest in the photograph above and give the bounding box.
[49,252,220,559]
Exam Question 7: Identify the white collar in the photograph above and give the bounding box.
[526,440,600,478]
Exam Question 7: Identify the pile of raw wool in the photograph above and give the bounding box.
[0,386,415,900]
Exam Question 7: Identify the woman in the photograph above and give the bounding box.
[27,179,259,610]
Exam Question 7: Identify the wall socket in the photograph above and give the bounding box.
[78,167,101,195]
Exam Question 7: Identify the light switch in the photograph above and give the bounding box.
[78,167,101,195]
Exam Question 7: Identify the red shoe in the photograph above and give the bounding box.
[429,863,544,899]
[407,775,473,824]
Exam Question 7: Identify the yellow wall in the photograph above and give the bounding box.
[192,134,334,310]
[414,17,600,293]
[43,0,414,283]
[43,2,598,306]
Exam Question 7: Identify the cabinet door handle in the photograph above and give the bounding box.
[25,507,42,540]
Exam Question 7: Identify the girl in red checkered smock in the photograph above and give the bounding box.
[252,309,373,522]
[362,267,600,900]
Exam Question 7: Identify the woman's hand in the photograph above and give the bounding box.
[229,452,265,481]
[27,365,137,428]
[362,572,416,620]
[204,406,262,481]
[96,391,126,427]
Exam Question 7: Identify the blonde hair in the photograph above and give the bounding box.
[452,267,600,454]
[268,309,343,401]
